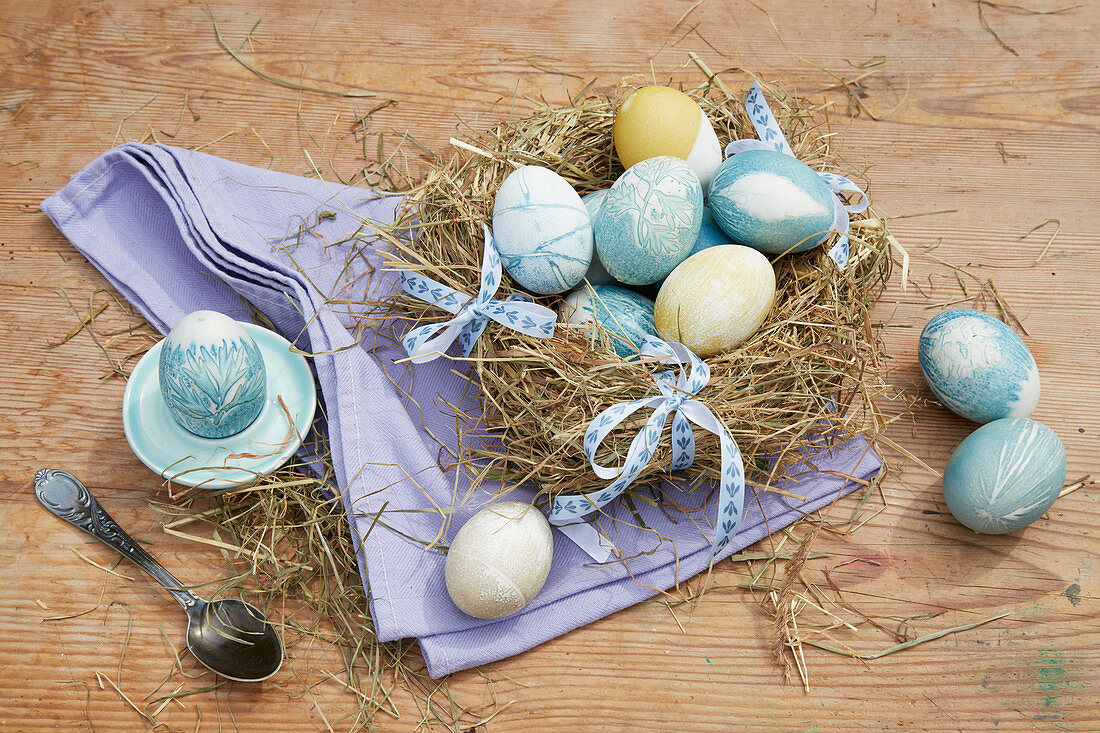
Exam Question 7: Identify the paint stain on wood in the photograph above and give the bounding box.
[1036,650,1082,708]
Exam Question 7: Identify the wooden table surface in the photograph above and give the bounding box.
[2,1,1097,730]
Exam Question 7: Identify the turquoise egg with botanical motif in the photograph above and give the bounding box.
[158,311,267,439]
[560,285,656,357]
[491,165,593,295]
[709,149,835,255]
[594,156,702,286]
[919,309,1040,423]
[942,418,1066,534]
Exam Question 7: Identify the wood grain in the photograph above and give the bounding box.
[2,0,1098,730]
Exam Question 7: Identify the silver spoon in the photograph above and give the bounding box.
[34,469,283,682]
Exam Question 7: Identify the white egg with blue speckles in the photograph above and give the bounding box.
[942,417,1066,534]
[709,149,836,255]
[561,285,656,357]
[579,190,616,286]
[919,309,1040,424]
[491,166,593,295]
[594,156,702,286]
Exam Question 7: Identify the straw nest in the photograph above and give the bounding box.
[376,72,894,510]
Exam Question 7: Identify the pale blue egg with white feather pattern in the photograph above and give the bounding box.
[594,156,702,286]
[709,149,835,255]
[919,309,1040,424]
[492,165,593,295]
[942,417,1066,534]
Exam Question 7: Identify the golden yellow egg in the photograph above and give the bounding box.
[613,86,723,189]
[654,245,776,358]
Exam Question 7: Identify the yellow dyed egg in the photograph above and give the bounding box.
[614,86,723,190]
[654,245,776,358]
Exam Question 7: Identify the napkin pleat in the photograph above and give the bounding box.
[43,143,882,677]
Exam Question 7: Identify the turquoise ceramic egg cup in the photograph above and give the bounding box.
[123,323,317,489]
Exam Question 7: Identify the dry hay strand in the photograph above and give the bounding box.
[368,71,894,509]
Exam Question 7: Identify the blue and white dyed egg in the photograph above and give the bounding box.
[491,166,593,295]
[158,310,267,439]
[579,190,616,286]
[942,417,1066,534]
[561,285,656,357]
[919,309,1040,424]
[594,156,702,286]
[709,149,835,255]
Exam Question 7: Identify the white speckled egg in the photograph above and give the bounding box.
[580,190,616,286]
[942,418,1066,534]
[491,166,593,295]
[919,309,1040,424]
[444,501,554,620]
[709,149,836,255]
[561,285,657,357]
[158,310,267,439]
[654,245,775,358]
[594,156,702,286]
[614,85,723,191]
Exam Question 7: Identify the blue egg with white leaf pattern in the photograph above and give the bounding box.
[492,165,593,295]
[919,309,1040,424]
[594,156,702,286]
[942,417,1066,534]
[560,285,656,357]
[158,311,267,439]
[709,149,836,255]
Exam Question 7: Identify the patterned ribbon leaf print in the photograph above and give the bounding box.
[723,81,870,269]
[549,335,746,558]
[401,223,557,363]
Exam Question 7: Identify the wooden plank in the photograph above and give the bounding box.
[1,0,1097,730]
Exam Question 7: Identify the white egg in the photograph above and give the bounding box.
[491,166,593,295]
[444,501,554,620]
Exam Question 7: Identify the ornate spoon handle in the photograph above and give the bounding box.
[34,469,201,609]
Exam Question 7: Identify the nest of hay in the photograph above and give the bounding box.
[375,71,894,506]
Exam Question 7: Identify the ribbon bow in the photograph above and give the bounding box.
[549,335,745,560]
[724,81,870,268]
[401,223,557,363]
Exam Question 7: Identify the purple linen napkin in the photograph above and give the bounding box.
[43,143,882,677]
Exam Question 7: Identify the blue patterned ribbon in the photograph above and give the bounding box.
[724,81,869,268]
[549,335,745,559]
[401,223,557,363]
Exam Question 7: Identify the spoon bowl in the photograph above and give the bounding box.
[187,598,283,682]
[34,469,283,682]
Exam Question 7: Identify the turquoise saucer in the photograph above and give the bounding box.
[123,323,317,489]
